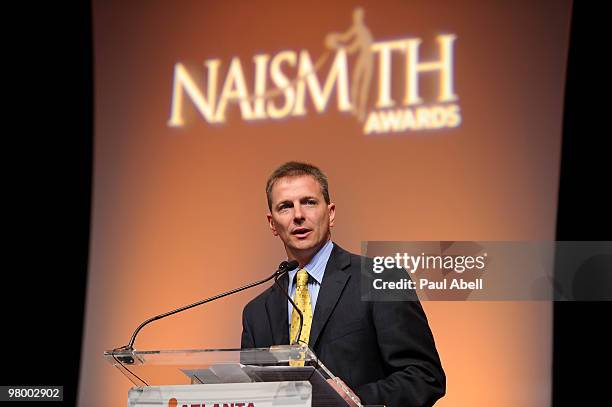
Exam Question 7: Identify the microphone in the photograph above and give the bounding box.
[281,260,299,274]
[112,259,299,363]
[272,263,305,346]
[274,261,307,345]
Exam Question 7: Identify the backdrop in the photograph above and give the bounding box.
[79,1,572,405]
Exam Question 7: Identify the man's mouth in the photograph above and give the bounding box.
[291,228,312,238]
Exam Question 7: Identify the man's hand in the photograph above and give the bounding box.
[326,377,361,407]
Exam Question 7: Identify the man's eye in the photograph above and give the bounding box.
[306,200,317,205]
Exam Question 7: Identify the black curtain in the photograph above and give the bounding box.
[553,2,610,406]
[4,1,92,405]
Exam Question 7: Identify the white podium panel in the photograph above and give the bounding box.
[127,381,312,407]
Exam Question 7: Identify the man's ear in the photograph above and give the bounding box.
[267,214,279,236]
[328,203,336,228]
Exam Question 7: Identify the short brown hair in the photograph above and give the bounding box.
[266,162,330,211]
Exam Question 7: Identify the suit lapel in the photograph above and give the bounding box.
[265,274,290,345]
[309,244,351,348]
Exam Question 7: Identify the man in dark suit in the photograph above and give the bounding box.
[241,162,445,407]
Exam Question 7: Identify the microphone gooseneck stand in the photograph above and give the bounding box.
[110,260,301,385]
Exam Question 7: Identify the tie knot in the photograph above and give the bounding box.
[296,269,309,287]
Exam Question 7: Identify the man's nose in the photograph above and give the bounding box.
[293,204,305,222]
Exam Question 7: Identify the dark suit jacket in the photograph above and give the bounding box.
[241,243,445,407]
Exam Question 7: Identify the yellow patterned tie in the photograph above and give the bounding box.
[290,269,313,346]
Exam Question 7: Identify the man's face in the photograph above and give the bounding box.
[267,175,335,263]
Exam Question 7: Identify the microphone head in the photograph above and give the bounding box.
[279,260,299,271]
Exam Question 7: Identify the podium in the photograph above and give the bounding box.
[105,345,360,407]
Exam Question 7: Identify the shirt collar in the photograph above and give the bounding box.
[288,239,334,286]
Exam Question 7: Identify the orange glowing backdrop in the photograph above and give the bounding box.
[79,0,572,406]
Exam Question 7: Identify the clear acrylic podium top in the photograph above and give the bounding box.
[105,345,382,406]
[104,345,333,387]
